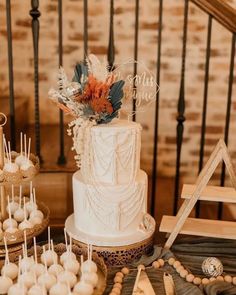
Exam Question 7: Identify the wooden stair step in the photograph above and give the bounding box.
[160,215,236,240]
[1,97,29,139]
[26,124,77,173]
[181,184,236,203]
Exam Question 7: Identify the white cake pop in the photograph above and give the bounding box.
[6,185,19,215]
[81,244,97,274]
[48,240,64,276]
[63,237,80,275]
[81,272,98,288]
[1,237,18,280]
[8,281,27,295]
[0,274,13,294]
[57,270,77,288]
[60,230,76,265]
[15,132,28,166]
[18,269,35,289]
[8,255,27,295]
[25,182,37,214]
[49,282,68,295]
[29,188,43,225]
[73,255,93,295]
[3,140,19,173]
[73,281,93,295]
[29,237,45,277]
[20,232,34,272]
[28,283,46,295]
[3,195,18,232]
[41,228,58,267]
[14,186,27,223]
[38,247,57,291]
[64,258,80,275]
[20,137,34,171]
[18,198,33,231]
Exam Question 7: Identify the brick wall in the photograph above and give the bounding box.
[0,0,235,184]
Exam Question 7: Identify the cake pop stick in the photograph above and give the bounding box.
[24,134,27,159]
[60,231,76,265]
[8,141,12,163]
[38,246,57,291]
[48,240,64,277]
[40,228,57,267]
[64,228,68,250]
[8,185,19,215]
[29,237,44,278]
[3,136,9,163]
[29,189,43,224]
[1,237,18,280]
[15,133,28,167]
[3,139,18,173]
[25,183,37,214]
[20,132,23,157]
[19,198,33,230]
[4,237,9,265]
[81,243,97,274]
[27,137,31,161]
[3,195,17,232]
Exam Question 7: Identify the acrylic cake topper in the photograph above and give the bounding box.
[112,59,159,119]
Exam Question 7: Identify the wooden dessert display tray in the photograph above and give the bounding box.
[0,202,49,252]
[1,242,107,295]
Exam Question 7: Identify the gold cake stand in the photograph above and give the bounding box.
[65,214,155,267]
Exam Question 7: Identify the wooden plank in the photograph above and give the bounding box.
[160,215,236,240]
[191,0,236,33]
[182,184,236,203]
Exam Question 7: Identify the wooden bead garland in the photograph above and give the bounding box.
[109,256,236,294]
[109,267,130,295]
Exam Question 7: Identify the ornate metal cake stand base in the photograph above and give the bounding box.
[65,214,155,266]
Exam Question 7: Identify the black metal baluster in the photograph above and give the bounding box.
[107,0,114,70]
[6,0,15,149]
[132,0,139,122]
[218,32,236,220]
[196,15,212,218]
[83,0,88,61]
[173,0,189,215]
[57,0,66,165]
[30,0,42,161]
[151,0,163,217]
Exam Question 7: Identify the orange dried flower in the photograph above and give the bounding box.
[90,96,113,114]
[75,74,114,114]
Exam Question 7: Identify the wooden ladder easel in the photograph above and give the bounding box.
[159,139,236,249]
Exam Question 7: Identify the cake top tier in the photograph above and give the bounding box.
[81,119,142,185]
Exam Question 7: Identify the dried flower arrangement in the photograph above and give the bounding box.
[48,54,125,168]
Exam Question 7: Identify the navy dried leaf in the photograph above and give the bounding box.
[98,80,125,124]
[72,63,88,83]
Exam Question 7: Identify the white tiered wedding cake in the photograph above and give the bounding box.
[70,119,155,246]
[49,54,155,248]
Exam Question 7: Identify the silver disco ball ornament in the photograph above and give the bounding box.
[201,257,223,277]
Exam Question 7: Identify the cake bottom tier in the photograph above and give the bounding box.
[65,213,155,247]
[71,170,155,246]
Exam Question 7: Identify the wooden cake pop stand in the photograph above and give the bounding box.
[0,113,49,256]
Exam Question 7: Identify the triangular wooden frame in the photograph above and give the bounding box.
[160,139,236,249]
